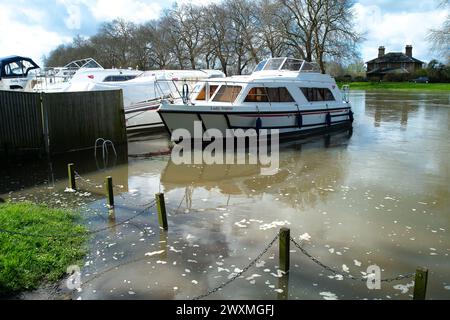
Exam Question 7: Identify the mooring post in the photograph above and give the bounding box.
[156,193,168,230]
[105,176,114,209]
[279,227,290,273]
[67,163,76,190]
[413,267,428,300]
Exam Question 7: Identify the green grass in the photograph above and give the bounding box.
[338,82,450,91]
[0,202,87,296]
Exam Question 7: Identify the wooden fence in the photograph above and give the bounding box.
[0,90,127,157]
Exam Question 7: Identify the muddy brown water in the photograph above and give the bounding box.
[1,91,449,300]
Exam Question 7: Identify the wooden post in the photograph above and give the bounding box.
[105,176,114,209]
[67,163,76,190]
[277,272,290,300]
[279,227,290,273]
[156,193,168,230]
[413,267,428,300]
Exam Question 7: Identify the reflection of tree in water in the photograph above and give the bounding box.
[161,130,352,211]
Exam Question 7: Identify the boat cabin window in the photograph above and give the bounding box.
[212,85,242,103]
[195,85,219,101]
[244,87,295,103]
[300,87,335,102]
[103,75,137,82]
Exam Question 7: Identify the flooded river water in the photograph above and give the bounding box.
[1,90,449,300]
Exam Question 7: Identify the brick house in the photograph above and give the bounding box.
[366,45,424,80]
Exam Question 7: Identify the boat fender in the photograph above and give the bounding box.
[256,117,262,132]
[296,113,303,129]
[182,84,189,104]
[349,110,354,123]
[326,112,332,127]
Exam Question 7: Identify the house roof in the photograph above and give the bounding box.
[366,52,424,64]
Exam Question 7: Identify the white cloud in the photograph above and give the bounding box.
[353,2,448,63]
[87,0,163,23]
[64,4,82,29]
[0,5,71,65]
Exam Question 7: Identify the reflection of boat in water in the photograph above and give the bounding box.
[158,57,353,138]
[160,128,352,208]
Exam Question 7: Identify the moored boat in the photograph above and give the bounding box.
[157,57,353,138]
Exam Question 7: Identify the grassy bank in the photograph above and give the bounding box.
[0,202,87,296]
[338,82,450,91]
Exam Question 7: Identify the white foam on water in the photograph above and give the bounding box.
[320,292,338,300]
[246,274,262,281]
[145,250,165,257]
[299,233,311,241]
[274,289,284,293]
[393,282,414,294]
[259,220,291,231]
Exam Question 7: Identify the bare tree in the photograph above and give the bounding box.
[255,0,289,58]
[203,3,234,75]
[428,0,450,63]
[226,0,261,74]
[312,0,362,72]
[45,0,363,74]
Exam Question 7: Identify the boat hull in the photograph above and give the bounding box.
[158,105,353,138]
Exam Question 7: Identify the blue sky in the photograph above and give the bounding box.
[0,0,447,66]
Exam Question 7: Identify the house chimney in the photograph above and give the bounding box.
[405,45,413,57]
[378,46,385,58]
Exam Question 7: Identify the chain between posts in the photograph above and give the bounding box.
[289,237,415,283]
[192,232,281,300]
[74,171,128,200]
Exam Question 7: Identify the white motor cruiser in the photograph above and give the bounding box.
[157,57,353,138]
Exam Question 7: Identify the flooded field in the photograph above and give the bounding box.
[1,91,449,300]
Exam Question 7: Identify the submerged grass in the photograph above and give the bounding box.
[338,82,450,91]
[0,201,87,296]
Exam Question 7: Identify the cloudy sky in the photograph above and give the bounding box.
[0,0,447,66]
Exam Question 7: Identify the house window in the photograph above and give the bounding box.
[244,87,295,103]
[195,85,219,101]
[300,88,335,102]
[212,85,242,103]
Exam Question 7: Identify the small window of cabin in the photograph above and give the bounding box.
[212,85,242,103]
[195,85,219,101]
[103,75,137,82]
[300,88,335,102]
[245,87,295,103]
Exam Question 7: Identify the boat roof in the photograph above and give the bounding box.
[0,55,40,68]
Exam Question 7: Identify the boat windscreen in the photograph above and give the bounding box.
[253,60,267,72]
[263,58,285,71]
[281,58,304,71]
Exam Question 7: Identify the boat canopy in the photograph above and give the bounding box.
[253,58,320,74]
[0,56,40,79]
